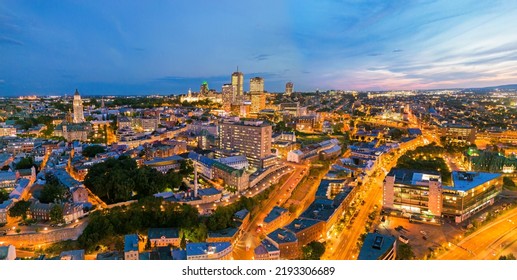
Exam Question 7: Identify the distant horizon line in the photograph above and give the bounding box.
[1,84,516,98]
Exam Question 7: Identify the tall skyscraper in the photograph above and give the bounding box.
[250,77,265,113]
[222,83,233,112]
[73,89,85,123]
[219,120,272,168]
[231,71,244,97]
[285,82,293,96]
[250,77,264,93]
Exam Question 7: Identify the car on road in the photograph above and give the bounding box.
[420,230,427,236]
[399,235,410,244]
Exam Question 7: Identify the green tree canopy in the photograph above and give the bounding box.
[82,145,106,158]
[39,174,67,204]
[396,243,415,260]
[50,204,64,224]
[9,200,31,219]
[302,241,326,260]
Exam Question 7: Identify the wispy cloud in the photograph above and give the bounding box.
[0,36,23,46]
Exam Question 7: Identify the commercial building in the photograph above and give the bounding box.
[231,71,244,97]
[440,123,476,144]
[358,233,397,260]
[219,120,273,169]
[442,171,502,223]
[383,169,443,217]
[383,168,502,223]
[251,92,266,114]
[222,83,234,112]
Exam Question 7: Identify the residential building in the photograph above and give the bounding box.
[0,199,14,224]
[254,239,280,260]
[358,233,397,260]
[266,228,299,260]
[284,218,325,246]
[263,206,289,234]
[124,234,140,260]
[186,242,232,260]
[207,227,239,245]
[60,249,85,260]
[219,119,272,169]
[148,228,180,248]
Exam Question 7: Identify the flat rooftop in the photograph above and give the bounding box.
[387,168,441,185]
[264,206,288,224]
[358,233,396,260]
[443,171,501,192]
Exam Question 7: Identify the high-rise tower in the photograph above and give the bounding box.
[231,70,244,97]
[285,82,293,96]
[73,89,85,123]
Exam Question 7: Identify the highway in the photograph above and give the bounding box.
[437,207,517,260]
[232,163,308,260]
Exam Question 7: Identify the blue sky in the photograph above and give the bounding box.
[1,0,517,96]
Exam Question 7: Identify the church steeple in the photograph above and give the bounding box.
[74,89,80,96]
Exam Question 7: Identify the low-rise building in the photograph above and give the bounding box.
[148,228,180,248]
[254,239,280,260]
[358,233,397,260]
[266,228,299,260]
[124,234,140,260]
[0,199,14,224]
[0,244,16,260]
[143,155,184,174]
[284,218,325,246]
[263,206,289,234]
[59,249,85,260]
[186,242,232,260]
[207,227,239,245]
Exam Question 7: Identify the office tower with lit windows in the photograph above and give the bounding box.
[250,77,265,113]
[222,83,233,112]
[231,71,244,97]
[219,119,273,169]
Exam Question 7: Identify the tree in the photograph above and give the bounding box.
[179,159,194,176]
[503,177,516,190]
[82,145,106,158]
[9,200,31,219]
[396,243,415,260]
[15,157,36,170]
[0,189,9,203]
[499,253,516,260]
[180,234,187,249]
[302,241,326,260]
[39,182,67,204]
[50,204,64,224]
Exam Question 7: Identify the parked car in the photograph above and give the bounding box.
[399,235,410,244]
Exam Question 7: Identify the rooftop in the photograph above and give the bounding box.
[233,208,249,221]
[186,242,231,257]
[254,239,280,255]
[267,228,297,244]
[285,218,323,233]
[443,171,502,192]
[198,187,221,197]
[59,249,85,260]
[124,234,139,252]
[208,227,239,238]
[387,168,441,185]
[358,233,396,260]
[264,206,288,224]
[148,228,179,240]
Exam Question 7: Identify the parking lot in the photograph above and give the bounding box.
[376,216,464,259]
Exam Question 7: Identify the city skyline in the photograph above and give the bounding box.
[1,1,517,96]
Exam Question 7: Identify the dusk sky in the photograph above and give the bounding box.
[1,0,517,96]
